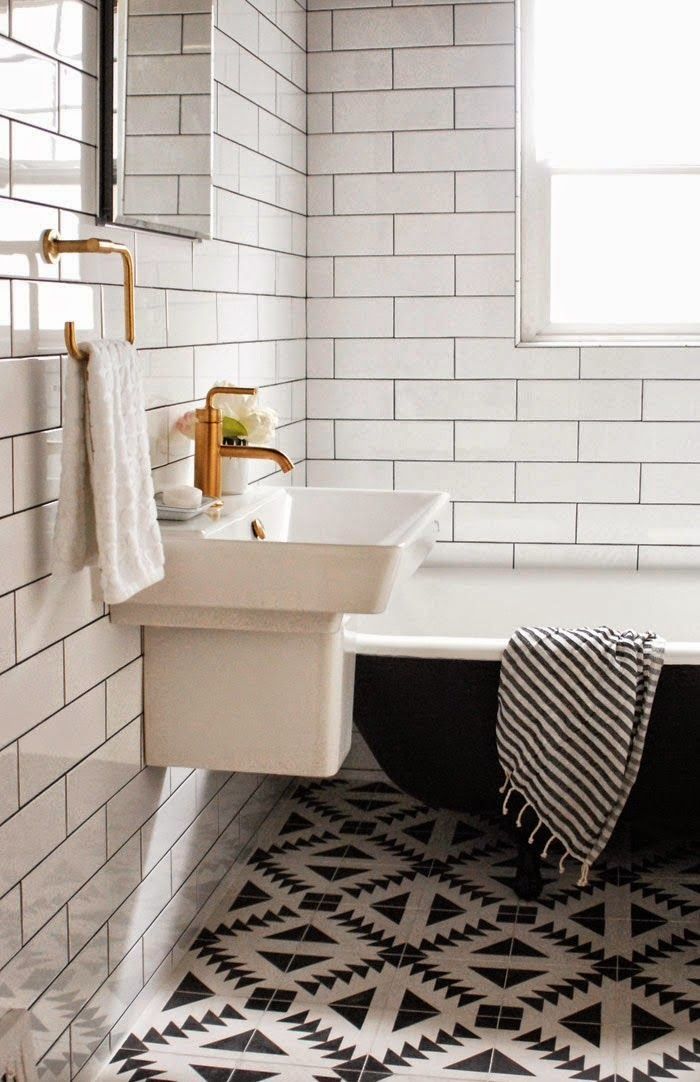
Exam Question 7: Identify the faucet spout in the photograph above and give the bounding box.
[220,444,294,473]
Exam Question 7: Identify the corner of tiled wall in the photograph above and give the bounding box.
[0,0,306,1076]
[305,0,700,573]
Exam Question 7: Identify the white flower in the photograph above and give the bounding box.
[212,388,279,446]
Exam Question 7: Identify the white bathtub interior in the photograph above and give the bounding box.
[347,566,700,664]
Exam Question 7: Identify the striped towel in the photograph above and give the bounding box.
[496,626,665,886]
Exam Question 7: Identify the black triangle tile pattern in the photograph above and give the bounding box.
[101,771,700,1082]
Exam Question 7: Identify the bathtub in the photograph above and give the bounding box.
[346,566,700,822]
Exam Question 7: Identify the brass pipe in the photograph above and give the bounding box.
[40,229,136,361]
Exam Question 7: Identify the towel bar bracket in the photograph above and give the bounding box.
[40,229,136,361]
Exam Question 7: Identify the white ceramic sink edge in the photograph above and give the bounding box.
[111,485,448,624]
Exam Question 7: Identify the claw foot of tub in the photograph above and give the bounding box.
[513,841,543,900]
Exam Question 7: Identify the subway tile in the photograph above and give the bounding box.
[307,339,333,377]
[0,781,66,897]
[13,428,62,511]
[22,810,107,941]
[455,85,514,127]
[0,356,61,438]
[16,569,102,662]
[517,463,640,504]
[0,593,14,676]
[0,504,55,594]
[122,175,178,217]
[638,546,700,569]
[395,128,513,172]
[579,422,700,463]
[334,88,454,132]
[141,347,194,410]
[125,133,211,176]
[308,132,392,174]
[12,280,100,356]
[106,767,170,857]
[307,379,393,418]
[395,296,513,337]
[308,92,333,133]
[136,233,193,290]
[515,544,638,570]
[456,169,515,211]
[455,502,576,543]
[217,293,259,341]
[64,617,141,702]
[427,541,513,567]
[0,888,22,970]
[66,719,141,834]
[0,279,10,356]
[127,53,211,95]
[32,927,107,1061]
[578,504,700,546]
[171,800,218,890]
[68,835,140,958]
[167,289,218,346]
[0,199,59,280]
[397,379,514,420]
[395,212,514,254]
[306,460,394,488]
[580,346,700,378]
[141,772,198,875]
[641,463,700,504]
[128,13,183,54]
[0,36,58,130]
[455,2,515,44]
[307,257,333,297]
[1,910,67,1010]
[11,123,96,214]
[308,215,393,256]
[215,189,258,246]
[335,255,454,297]
[180,94,212,134]
[394,44,514,89]
[308,10,332,49]
[108,853,171,970]
[0,743,18,824]
[106,659,143,738]
[125,95,180,135]
[307,298,393,338]
[335,420,453,460]
[518,380,642,421]
[455,420,578,461]
[0,642,63,747]
[334,171,455,214]
[333,6,453,49]
[395,460,513,501]
[643,380,700,420]
[240,246,277,294]
[195,343,240,394]
[56,214,134,287]
[0,438,11,518]
[308,49,392,92]
[456,338,579,378]
[12,0,97,73]
[70,941,143,1075]
[335,338,454,379]
[19,685,106,806]
[456,254,514,294]
[142,875,198,981]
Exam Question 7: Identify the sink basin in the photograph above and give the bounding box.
[110,485,447,778]
[112,485,448,625]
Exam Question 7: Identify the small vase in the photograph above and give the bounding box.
[221,457,250,495]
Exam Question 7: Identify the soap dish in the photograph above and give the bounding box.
[154,493,218,521]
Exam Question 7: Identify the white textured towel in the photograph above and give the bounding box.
[53,339,164,604]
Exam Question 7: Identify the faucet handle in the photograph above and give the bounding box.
[205,385,258,410]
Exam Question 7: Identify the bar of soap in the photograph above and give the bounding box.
[161,485,202,510]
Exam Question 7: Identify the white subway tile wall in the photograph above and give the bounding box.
[0,0,305,1078]
[306,0,700,569]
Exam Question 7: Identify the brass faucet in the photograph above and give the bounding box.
[194,386,294,498]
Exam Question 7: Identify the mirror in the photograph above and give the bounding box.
[100,0,213,239]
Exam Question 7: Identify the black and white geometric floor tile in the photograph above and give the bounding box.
[100,772,699,1082]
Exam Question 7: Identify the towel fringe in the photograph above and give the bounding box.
[558,849,569,874]
[515,800,530,829]
[498,770,511,795]
[527,816,541,845]
[577,860,591,888]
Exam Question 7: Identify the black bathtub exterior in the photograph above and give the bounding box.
[353,655,700,822]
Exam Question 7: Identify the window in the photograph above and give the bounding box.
[518,0,700,343]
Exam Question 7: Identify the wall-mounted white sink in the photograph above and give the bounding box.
[110,486,447,779]
[112,486,447,625]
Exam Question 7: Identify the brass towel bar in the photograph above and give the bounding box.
[40,229,136,362]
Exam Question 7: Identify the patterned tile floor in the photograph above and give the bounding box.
[101,771,699,1082]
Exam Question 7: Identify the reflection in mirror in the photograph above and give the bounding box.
[109,0,213,238]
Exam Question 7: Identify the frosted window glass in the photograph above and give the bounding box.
[550,174,700,325]
[535,0,700,167]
